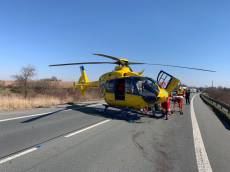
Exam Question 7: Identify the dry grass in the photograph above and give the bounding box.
[0,95,67,111]
[57,81,74,88]
[205,87,230,105]
[0,90,101,111]
[0,79,102,111]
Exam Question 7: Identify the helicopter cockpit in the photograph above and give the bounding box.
[133,77,159,103]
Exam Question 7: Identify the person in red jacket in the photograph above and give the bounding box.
[161,94,172,120]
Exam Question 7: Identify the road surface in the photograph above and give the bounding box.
[0,95,229,172]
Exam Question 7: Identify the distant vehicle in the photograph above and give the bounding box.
[182,86,187,90]
[190,88,197,93]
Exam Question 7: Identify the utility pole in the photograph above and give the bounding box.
[212,80,214,88]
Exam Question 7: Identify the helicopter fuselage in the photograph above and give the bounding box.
[95,66,170,109]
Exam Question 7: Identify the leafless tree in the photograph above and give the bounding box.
[13,65,36,98]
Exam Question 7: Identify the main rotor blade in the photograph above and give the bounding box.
[93,53,121,61]
[49,62,115,67]
[128,62,147,65]
[148,63,216,72]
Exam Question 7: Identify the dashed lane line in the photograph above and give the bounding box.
[0,147,38,165]
[0,111,56,123]
[0,116,110,164]
[64,119,111,138]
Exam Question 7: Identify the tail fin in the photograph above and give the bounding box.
[74,66,99,96]
[75,66,90,96]
[78,66,89,84]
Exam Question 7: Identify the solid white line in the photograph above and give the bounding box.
[191,95,213,172]
[0,147,37,164]
[64,119,111,138]
[0,111,55,123]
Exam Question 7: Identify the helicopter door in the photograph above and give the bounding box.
[114,79,125,101]
[157,70,180,93]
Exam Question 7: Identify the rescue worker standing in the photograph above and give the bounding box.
[175,86,185,114]
[185,89,191,104]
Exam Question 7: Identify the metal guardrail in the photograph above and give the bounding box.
[200,93,230,117]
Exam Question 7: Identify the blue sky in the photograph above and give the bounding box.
[0,0,229,87]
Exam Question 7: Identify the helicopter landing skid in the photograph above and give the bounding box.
[103,104,109,112]
[103,104,130,113]
[102,104,164,118]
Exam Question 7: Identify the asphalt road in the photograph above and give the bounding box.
[0,95,229,172]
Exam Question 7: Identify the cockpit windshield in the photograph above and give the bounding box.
[134,77,159,96]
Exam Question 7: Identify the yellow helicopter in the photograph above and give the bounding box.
[50,53,215,116]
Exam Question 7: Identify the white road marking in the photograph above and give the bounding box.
[0,147,37,164]
[191,95,213,172]
[63,109,72,112]
[0,103,104,164]
[0,111,55,123]
[0,103,103,122]
[86,103,103,107]
[65,119,111,138]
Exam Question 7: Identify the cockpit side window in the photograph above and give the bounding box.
[125,79,134,94]
[136,80,143,93]
[105,80,114,93]
[135,77,159,95]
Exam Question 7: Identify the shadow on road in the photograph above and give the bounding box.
[67,104,142,122]
[21,102,101,123]
[211,107,230,130]
[21,103,142,123]
[21,109,64,123]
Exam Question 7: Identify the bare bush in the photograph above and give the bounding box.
[13,65,36,98]
[205,87,230,105]
[31,79,59,95]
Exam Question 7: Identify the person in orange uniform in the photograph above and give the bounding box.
[173,86,185,114]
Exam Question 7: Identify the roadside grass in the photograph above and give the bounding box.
[0,87,11,94]
[0,95,65,111]
[205,87,230,105]
[0,90,101,111]
[0,86,7,93]
[0,80,102,111]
